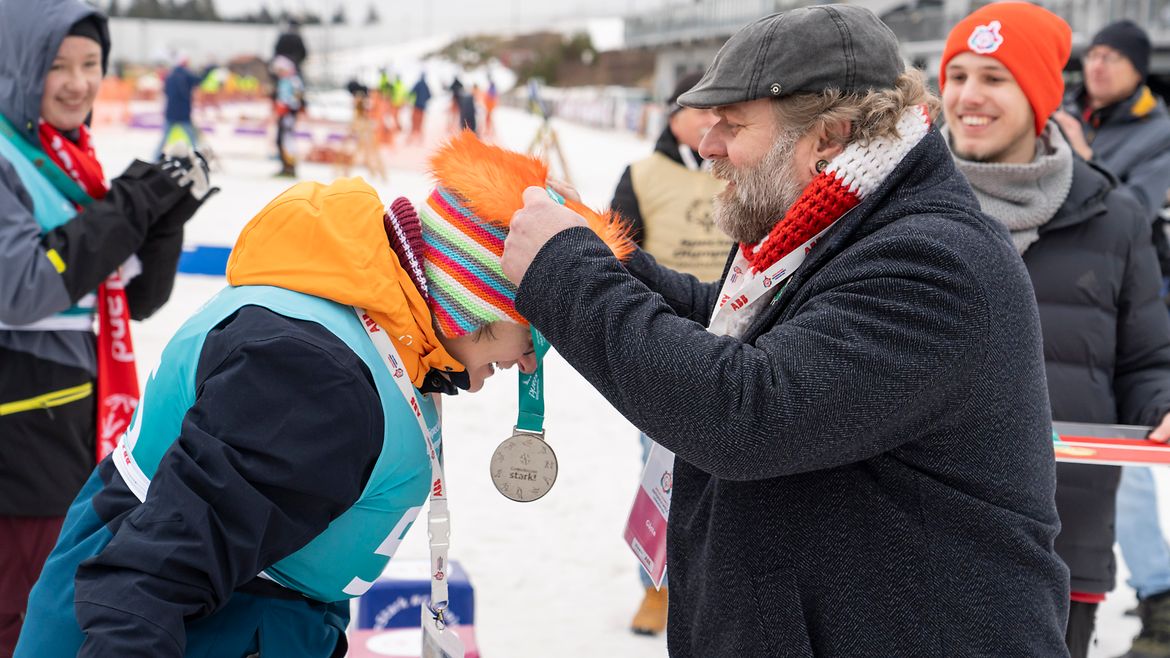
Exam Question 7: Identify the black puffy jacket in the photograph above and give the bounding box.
[1027,157,1170,594]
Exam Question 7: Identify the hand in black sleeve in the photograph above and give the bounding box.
[125,147,220,319]
[73,307,383,657]
[123,219,183,320]
[40,160,190,303]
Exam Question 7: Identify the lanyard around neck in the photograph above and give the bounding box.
[512,185,563,435]
[0,113,92,207]
[353,308,453,617]
[708,213,848,335]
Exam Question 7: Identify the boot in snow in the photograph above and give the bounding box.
[1120,592,1170,658]
[631,586,667,636]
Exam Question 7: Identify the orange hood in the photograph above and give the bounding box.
[226,178,462,386]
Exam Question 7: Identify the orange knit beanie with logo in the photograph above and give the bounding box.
[939,2,1072,135]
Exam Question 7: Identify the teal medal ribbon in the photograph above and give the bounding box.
[543,185,565,205]
[488,187,565,502]
[490,327,557,502]
[515,328,551,433]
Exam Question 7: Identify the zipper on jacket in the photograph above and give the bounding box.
[0,382,93,416]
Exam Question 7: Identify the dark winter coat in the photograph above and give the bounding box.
[163,65,203,124]
[0,0,192,516]
[1066,85,1170,218]
[1028,158,1170,593]
[273,30,307,71]
[515,129,1070,657]
[457,92,477,133]
[412,78,431,109]
[71,307,381,657]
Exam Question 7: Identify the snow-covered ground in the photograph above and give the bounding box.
[91,103,1158,658]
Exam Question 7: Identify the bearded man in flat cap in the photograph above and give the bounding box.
[503,5,1069,656]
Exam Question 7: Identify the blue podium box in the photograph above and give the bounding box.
[178,244,232,276]
[355,559,475,630]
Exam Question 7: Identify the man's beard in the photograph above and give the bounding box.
[710,130,808,244]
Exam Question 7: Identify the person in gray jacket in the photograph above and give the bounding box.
[502,6,1069,656]
[0,1,212,653]
[1055,19,1170,274]
[1057,21,1170,219]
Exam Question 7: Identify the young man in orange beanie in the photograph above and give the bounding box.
[941,4,1170,656]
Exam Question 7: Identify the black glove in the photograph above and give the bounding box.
[40,159,192,303]
[159,141,216,202]
[153,141,220,236]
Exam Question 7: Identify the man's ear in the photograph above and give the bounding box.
[813,119,851,162]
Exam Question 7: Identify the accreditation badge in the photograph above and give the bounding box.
[490,429,558,502]
[624,440,674,589]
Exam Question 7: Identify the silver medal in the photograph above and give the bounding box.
[490,429,558,502]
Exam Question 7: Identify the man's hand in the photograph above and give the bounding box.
[502,186,588,285]
[545,178,582,204]
[1053,110,1094,161]
[1149,412,1170,443]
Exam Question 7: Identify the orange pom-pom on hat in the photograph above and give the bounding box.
[421,131,634,337]
[939,2,1072,136]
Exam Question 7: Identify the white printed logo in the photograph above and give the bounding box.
[100,393,138,441]
[968,20,1004,54]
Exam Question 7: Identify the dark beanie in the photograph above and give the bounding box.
[67,16,103,46]
[667,71,704,114]
[64,14,110,74]
[1091,20,1150,79]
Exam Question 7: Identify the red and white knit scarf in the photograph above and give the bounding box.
[40,120,139,462]
[741,105,933,273]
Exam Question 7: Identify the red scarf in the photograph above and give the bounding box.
[742,172,861,273]
[40,121,139,462]
[741,105,933,273]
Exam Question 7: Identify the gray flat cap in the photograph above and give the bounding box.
[679,4,903,108]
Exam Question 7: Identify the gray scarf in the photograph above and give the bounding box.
[945,122,1074,254]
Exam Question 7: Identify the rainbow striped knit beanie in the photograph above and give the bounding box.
[419,131,635,338]
[419,185,527,337]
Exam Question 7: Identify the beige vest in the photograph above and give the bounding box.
[630,152,733,281]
